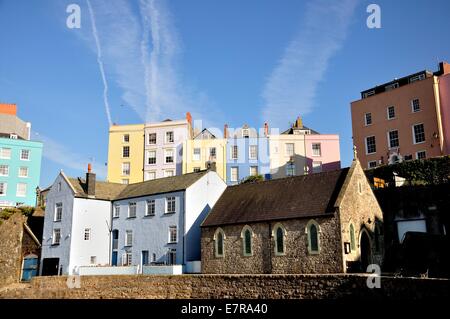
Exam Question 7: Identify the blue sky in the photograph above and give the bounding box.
[1,0,449,187]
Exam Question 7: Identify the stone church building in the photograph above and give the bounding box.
[201,159,384,274]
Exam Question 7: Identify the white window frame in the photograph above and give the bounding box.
[168,226,178,243]
[148,133,157,145]
[411,98,420,113]
[146,171,156,180]
[113,205,120,218]
[231,145,238,160]
[286,162,295,176]
[209,147,217,160]
[18,166,28,178]
[230,167,239,182]
[148,150,156,165]
[165,149,174,164]
[312,143,321,157]
[16,183,27,197]
[121,162,130,176]
[242,128,249,138]
[416,150,426,160]
[0,148,11,159]
[122,179,129,185]
[0,165,9,177]
[20,149,30,161]
[368,161,377,168]
[123,134,130,143]
[312,161,322,173]
[365,136,376,155]
[193,148,201,161]
[285,143,294,156]
[0,182,7,196]
[165,131,174,143]
[412,123,425,144]
[52,229,61,245]
[146,199,155,217]
[164,170,174,177]
[166,196,176,214]
[250,166,258,176]
[125,230,133,246]
[84,228,91,241]
[364,112,372,126]
[128,202,137,218]
[387,106,396,120]
[54,202,63,221]
[90,256,97,265]
[388,130,399,149]
[249,145,258,160]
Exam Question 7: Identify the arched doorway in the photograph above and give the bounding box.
[360,230,372,272]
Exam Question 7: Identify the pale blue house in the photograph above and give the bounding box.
[226,124,270,185]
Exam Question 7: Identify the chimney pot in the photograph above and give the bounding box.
[224,124,228,139]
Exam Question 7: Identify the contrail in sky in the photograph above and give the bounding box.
[86,0,112,126]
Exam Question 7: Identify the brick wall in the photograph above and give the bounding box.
[1,274,449,299]
[201,217,343,274]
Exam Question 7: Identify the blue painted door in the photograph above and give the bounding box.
[112,251,118,266]
[21,256,38,281]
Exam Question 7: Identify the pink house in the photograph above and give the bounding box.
[439,72,450,155]
[305,134,341,173]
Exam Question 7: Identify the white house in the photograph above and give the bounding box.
[40,166,226,275]
[40,167,125,275]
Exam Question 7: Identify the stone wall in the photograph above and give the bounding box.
[1,274,449,299]
[201,217,344,274]
[0,213,26,286]
[337,160,385,270]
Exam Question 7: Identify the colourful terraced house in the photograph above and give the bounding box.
[182,128,227,181]
[0,103,43,208]
[225,124,271,185]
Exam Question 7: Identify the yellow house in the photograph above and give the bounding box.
[107,124,145,184]
[182,129,227,181]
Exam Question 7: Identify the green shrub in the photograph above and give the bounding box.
[365,156,450,186]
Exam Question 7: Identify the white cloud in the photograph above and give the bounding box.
[34,132,107,178]
[83,0,222,125]
[261,0,358,129]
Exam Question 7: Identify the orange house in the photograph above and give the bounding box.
[351,62,450,169]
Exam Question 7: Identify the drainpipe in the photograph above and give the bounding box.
[183,191,186,268]
[432,76,445,154]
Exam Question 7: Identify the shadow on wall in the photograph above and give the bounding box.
[346,216,384,274]
[185,204,211,262]
[270,155,341,178]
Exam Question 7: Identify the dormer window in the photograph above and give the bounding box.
[242,129,249,138]
[10,134,18,139]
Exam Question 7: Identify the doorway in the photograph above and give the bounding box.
[41,258,59,276]
[360,230,372,272]
[21,254,39,281]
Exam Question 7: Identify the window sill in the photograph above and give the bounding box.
[113,216,119,219]
[51,243,60,246]
[144,214,155,218]
[127,216,137,219]
[413,141,426,145]
[53,220,62,223]
[164,212,176,215]
[168,242,177,244]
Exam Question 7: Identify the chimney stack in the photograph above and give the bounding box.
[86,163,96,197]
[295,116,303,129]
[264,122,269,137]
[224,124,228,139]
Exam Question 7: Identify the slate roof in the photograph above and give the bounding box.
[201,168,350,227]
[66,171,208,201]
[68,178,127,201]
[114,171,208,200]
[281,125,319,135]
